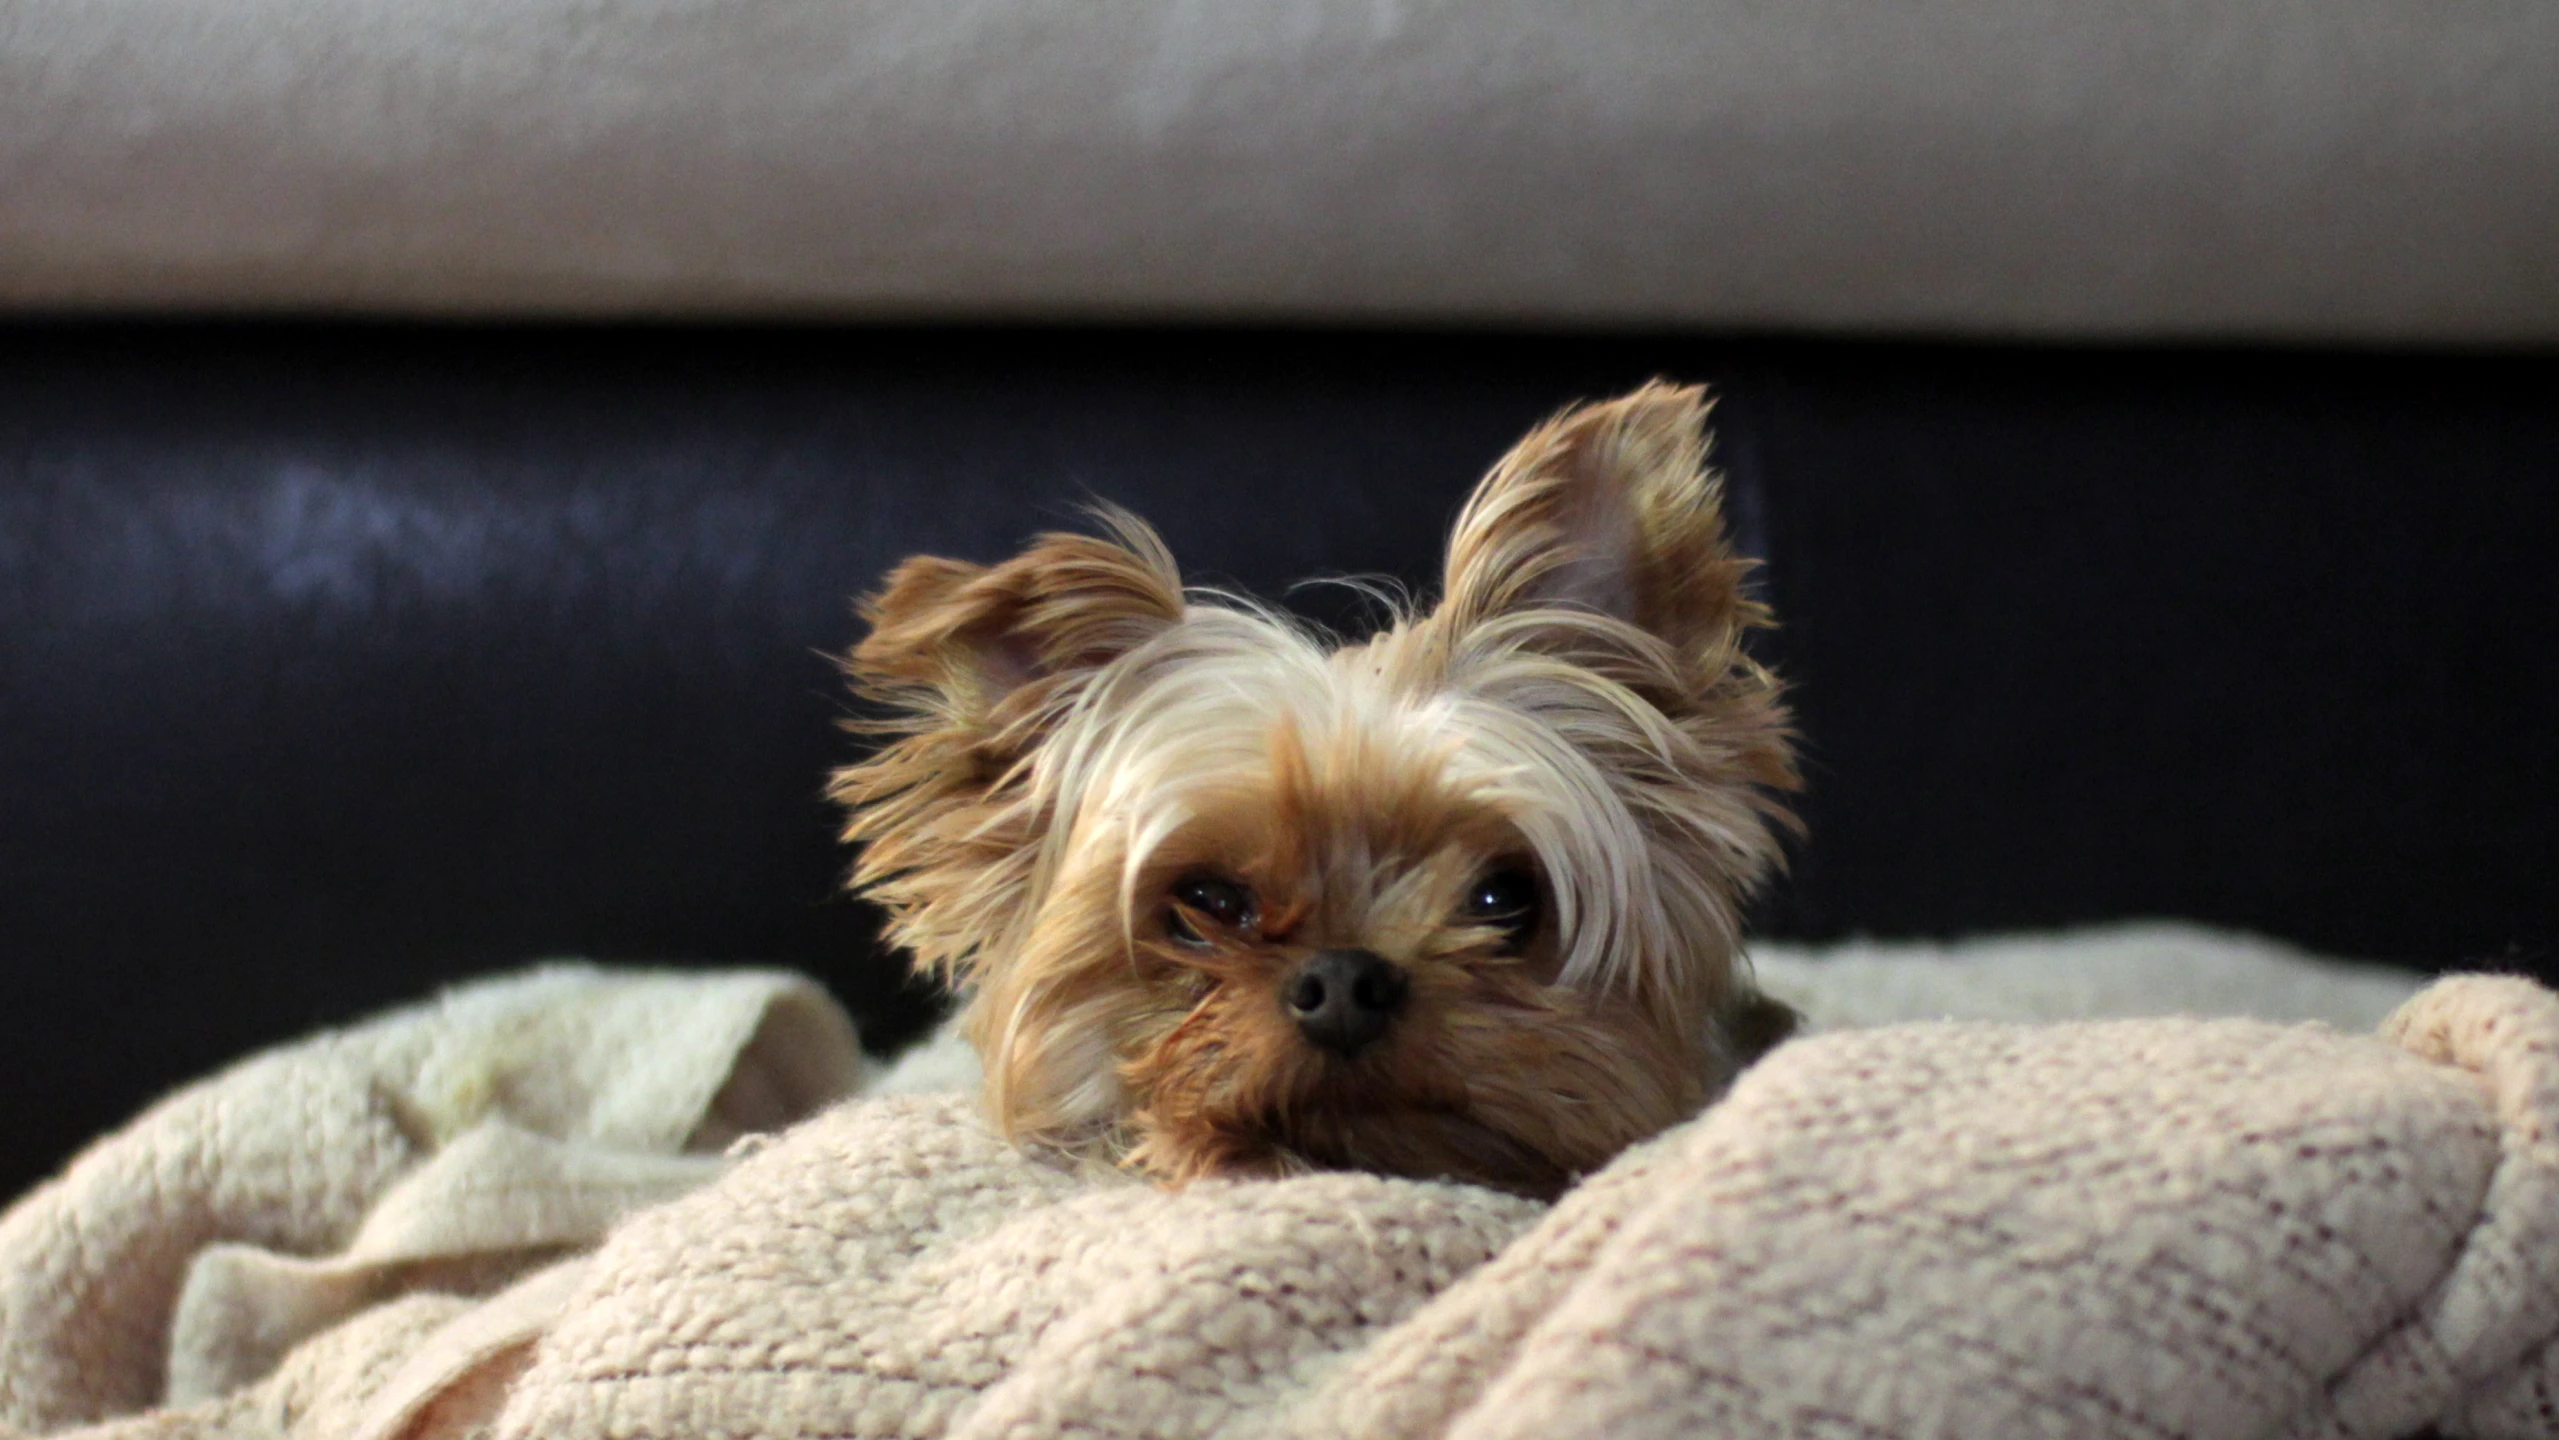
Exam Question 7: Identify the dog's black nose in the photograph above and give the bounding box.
[1283,949,1409,1057]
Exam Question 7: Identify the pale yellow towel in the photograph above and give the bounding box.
[14,932,2555,1440]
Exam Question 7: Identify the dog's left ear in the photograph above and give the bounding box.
[846,510,1186,742]
[832,512,1186,987]
[1435,381,1763,671]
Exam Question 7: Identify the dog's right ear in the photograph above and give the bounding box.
[1435,381,1760,675]
[846,509,1186,740]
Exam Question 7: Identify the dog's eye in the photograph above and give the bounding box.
[1167,873,1256,945]
[1461,867,1541,952]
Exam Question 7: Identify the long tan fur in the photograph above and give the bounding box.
[833,382,1799,1196]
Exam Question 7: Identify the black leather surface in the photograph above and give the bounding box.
[1732,347,2556,962]
[1,323,2551,1200]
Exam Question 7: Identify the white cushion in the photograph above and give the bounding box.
[5,0,2554,339]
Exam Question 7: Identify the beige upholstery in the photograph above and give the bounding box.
[4,1,2554,340]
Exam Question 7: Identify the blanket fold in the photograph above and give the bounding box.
[6,932,2554,1440]
[477,975,2559,1440]
[0,964,860,1437]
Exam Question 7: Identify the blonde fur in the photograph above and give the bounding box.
[832,382,1798,1196]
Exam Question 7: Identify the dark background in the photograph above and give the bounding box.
[2,322,2551,1201]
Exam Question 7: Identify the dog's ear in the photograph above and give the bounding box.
[833,512,1185,986]
[1435,381,1762,668]
[846,508,1185,738]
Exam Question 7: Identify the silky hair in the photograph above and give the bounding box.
[834,382,1798,1194]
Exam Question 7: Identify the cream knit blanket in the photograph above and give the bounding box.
[6,929,2557,1439]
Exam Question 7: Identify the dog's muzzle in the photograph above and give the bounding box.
[1283,948,1409,1057]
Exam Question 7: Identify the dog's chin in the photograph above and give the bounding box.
[1134,1097,1581,1200]
[1295,1106,1581,1200]
[1116,990,1706,1200]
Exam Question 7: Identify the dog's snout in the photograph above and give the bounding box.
[1284,949,1408,1056]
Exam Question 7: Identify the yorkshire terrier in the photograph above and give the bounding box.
[831,382,1800,1198]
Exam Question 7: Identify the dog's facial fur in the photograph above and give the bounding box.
[832,383,1797,1197]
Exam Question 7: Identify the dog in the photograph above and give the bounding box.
[831,382,1799,1198]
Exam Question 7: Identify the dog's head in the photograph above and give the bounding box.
[832,383,1797,1195]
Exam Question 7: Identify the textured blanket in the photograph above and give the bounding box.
[7,929,2557,1440]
